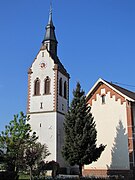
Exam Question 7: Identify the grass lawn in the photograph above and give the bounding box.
[18,172,30,180]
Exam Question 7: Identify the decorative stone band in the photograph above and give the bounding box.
[53,64,58,111]
[88,83,125,106]
[27,110,66,116]
[27,68,33,113]
[126,100,135,169]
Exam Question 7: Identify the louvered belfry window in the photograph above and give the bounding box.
[34,78,40,95]
[64,81,67,99]
[59,78,62,96]
[44,76,51,94]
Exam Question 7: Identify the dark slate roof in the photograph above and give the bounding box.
[42,8,57,43]
[48,50,69,75]
[105,80,135,101]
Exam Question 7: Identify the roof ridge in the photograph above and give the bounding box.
[104,80,135,101]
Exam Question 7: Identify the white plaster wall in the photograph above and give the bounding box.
[28,49,69,166]
[29,112,57,162]
[85,90,129,170]
[57,71,68,114]
[28,112,66,166]
[30,50,55,112]
[57,113,66,167]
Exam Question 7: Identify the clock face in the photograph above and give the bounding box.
[40,62,47,69]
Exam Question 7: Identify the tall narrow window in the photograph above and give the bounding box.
[40,102,43,109]
[46,43,48,50]
[64,81,67,99]
[42,52,44,57]
[44,76,51,94]
[59,78,62,96]
[34,78,40,95]
[101,95,106,104]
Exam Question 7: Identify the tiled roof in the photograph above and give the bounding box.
[87,78,135,102]
[105,80,135,101]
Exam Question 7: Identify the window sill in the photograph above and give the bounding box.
[33,94,41,96]
[43,93,51,95]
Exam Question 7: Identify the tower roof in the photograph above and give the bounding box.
[40,5,69,77]
[42,6,57,43]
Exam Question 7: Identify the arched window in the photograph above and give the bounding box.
[64,81,67,99]
[44,76,51,94]
[59,78,62,96]
[34,78,40,95]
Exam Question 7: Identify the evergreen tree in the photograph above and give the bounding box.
[62,82,106,176]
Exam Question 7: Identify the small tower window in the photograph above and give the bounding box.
[59,78,62,96]
[62,104,64,111]
[42,52,44,57]
[34,78,40,96]
[40,102,43,109]
[101,95,106,104]
[64,81,67,99]
[44,76,51,94]
[46,43,48,50]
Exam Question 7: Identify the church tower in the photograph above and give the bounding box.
[27,7,69,166]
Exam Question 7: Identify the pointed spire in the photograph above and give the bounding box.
[42,3,58,57]
[48,1,53,25]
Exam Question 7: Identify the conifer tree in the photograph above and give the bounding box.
[62,82,106,176]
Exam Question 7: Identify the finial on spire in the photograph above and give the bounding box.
[50,0,52,11]
[48,0,53,25]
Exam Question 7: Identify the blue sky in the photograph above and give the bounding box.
[0,0,135,131]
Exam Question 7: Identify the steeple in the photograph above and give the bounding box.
[42,5,58,58]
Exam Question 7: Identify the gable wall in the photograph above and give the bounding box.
[29,50,55,112]
[85,83,130,170]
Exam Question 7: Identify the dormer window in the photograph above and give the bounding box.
[101,95,106,104]
[34,78,40,96]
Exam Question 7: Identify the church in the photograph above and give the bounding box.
[27,7,135,178]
